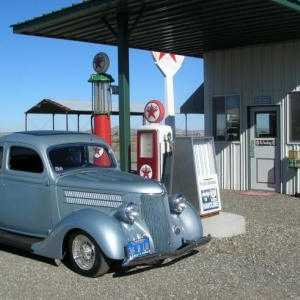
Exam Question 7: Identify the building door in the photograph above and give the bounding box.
[249,106,280,192]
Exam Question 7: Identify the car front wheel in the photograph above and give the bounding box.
[69,230,111,277]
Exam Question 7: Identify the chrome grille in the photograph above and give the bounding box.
[64,190,123,208]
[140,194,170,252]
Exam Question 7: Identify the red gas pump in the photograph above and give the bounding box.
[88,52,114,166]
[137,100,173,182]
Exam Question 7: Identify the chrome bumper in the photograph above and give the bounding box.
[122,234,211,267]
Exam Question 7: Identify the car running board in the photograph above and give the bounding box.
[0,229,43,252]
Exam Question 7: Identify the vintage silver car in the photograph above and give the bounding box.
[0,131,210,277]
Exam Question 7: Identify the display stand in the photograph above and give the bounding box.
[168,136,222,216]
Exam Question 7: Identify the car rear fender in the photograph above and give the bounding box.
[31,208,129,260]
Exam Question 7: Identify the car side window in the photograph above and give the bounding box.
[0,146,3,169]
[9,146,43,173]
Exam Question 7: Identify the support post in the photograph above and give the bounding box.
[117,12,131,172]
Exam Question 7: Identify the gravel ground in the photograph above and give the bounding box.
[0,189,299,300]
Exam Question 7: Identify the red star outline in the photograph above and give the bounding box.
[158,52,177,62]
[141,166,152,178]
[145,104,159,120]
[94,56,104,70]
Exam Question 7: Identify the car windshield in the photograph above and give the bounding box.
[49,144,115,172]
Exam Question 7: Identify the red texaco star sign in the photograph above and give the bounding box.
[140,164,153,179]
[144,100,165,124]
[92,52,110,73]
[94,147,104,159]
[158,52,177,62]
[94,56,103,69]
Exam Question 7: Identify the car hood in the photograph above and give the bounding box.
[55,168,164,194]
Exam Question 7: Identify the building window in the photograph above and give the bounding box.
[289,92,300,142]
[213,95,240,141]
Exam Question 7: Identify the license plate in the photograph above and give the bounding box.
[126,237,150,258]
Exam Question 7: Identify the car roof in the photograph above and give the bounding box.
[0,131,108,150]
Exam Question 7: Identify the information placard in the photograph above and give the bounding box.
[198,174,221,215]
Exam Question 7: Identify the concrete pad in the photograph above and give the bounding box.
[201,212,246,238]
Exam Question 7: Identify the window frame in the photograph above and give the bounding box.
[288,91,300,143]
[212,94,241,142]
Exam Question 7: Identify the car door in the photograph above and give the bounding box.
[1,144,52,237]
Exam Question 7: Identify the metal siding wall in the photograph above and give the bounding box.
[279,42,300,194]
[215,142,241,190]
[204,41,300,193]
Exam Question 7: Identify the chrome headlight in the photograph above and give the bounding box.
[117,202,139,223]
[168,194,187,213]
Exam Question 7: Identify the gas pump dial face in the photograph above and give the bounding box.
[140,133,153,158]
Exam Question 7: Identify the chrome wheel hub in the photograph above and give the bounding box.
[72,235,95,270]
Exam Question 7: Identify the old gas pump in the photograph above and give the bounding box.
[137,100,173,182]
[88,52,114,166]
[88,52,114,145]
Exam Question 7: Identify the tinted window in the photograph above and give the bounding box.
[9,146,43,173]
[213,95,240,141]
[289,92,300,142]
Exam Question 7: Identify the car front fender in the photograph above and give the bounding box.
[178,202,204,240]
[31,208,128,260]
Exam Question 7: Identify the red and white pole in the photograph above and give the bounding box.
[94,114,112,146]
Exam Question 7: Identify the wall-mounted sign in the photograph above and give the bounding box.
[254,96,271,105]
[255,140,276,146]
[110,85,119,95]
[288,150,300,168]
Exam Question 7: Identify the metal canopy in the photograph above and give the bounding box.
[180,83,204,115]
[25,99,145,115]
[11,0,300,58]
[11,0,300,172]
[25,99,145,132]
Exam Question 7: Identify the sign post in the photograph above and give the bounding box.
[152,52,184,135]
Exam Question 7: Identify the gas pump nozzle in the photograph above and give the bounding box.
[164,132,173,154]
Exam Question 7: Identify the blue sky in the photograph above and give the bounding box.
[1,0,204,133]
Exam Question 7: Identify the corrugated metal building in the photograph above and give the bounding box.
[202,41,300,194]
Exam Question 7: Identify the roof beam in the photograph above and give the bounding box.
[272,0,300,11]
